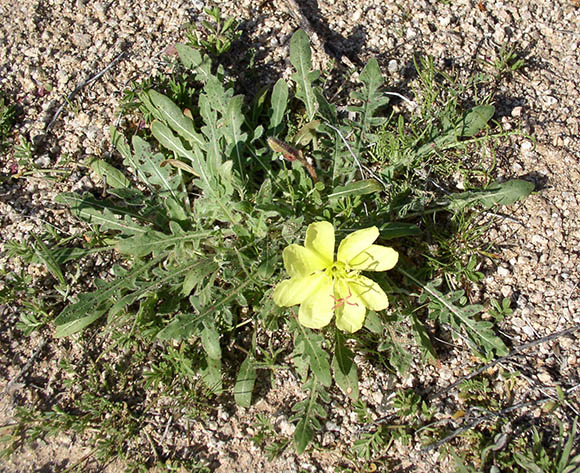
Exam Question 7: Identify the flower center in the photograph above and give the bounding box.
[326,261,358,281]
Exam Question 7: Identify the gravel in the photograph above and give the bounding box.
[1,0,579,471]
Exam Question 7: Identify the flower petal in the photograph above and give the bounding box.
[298,275,334,329]
[337,226,379,264]
[348,275,389,311]
[305,221,334,265]
[349,245,399,272]
[273,273,324,307]
[334,280,366,333]
[283,244,327,278]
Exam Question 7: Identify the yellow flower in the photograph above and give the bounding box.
[273,221,398,332]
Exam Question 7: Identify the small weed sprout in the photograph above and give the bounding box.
[186,7,241,57]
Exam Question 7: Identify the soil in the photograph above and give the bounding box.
[1,0,579,472]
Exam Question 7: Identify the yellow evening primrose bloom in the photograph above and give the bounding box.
[272,221,398,333]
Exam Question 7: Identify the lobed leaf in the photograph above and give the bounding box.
[175,43,212,82]
[54,256,163,337]
[290,30,320,121]
[332,331,359,400]
[294,326,332,387]
[349,58,389,133]
[447,179,534,211]
[55,193,147,235]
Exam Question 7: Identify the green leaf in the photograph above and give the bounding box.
[295,325,332,386]
[115,228,213,258]
[200,355,222,394]
[386,338,412,375]
[31,235,66,286]
[416,105,495,157]
[559,418,579,473]
[223,94,248,177]
[410,313,437,362]
[513,453,544,473]
[201,323,221,360]
[198,92,222,174]
[328,179,382,202]
[447,179,534,211]
[294,417,314,454]
[159,279,247,341]
[294,120,320,147]
[147,90,205,148]
[332,331,359,400]
[349,58,389,132]
[378,222,421,239]
[363,310,383,334]
[314,89,337,123]
[55,309,108,338]
[478,179,535,208]
[57,258,201,338]
[175,43,212,82]
[131,136,187,220]
[151,120,210,189]
[234,355,257,408]
[290,377,328,454]
[458,105,495,137]
[416,276,508,358]
[111,126,132,163]
[156,313,201,340]
[290,30,319,120]
[89,159,130,188]
[109,259,206,317]
[270,78,288,130]
[55,193,147,235]
[43,246,113,266]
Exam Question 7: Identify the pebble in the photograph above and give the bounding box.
[521,141,533,152]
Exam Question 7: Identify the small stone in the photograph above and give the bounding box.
[537,371,552,384]
[521,140,533,152]
[34,155,51,168]
[522,325,535,338]
[325,421,340,432]
[439,16,451,27]
[500,286,512,298]
[278,418,295,436]
[511,106,523,117]
[497,267,510,277]
[207,421,218,431]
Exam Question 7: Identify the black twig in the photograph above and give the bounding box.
[46,50,127,132]
[422,397,544,452]
[429,323,580,401]
[2,337,48,397]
